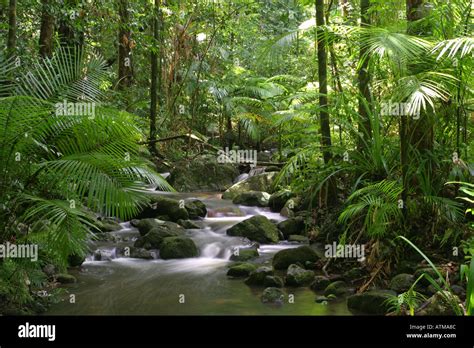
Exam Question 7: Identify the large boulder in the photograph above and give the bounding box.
[227,215,279,244]
[232,191,270,207]
[222,172,279,200]
[261,287,285,304]
[272,246,319,270]
[268,190,294,212]
[226,263,257,277]
[277,216,306,239]
[136,218,186,236]
[184,200,207,219]
[159,237,199,259]
[134,226,183,250]
[347,290,396,315]
[285,264,315,287]
[389,273,414,293]
[136,196,189,222]
[310,276,331,291]
[264,276,284,288]
[169,154,239,192]
[229,246,259,261]
[245,266,274,286]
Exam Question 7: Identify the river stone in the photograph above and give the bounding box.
[343,267,366,281]
[285,264,315,287]
[229,246,259,261]
[389,273,414,293]
[324,280,350,297]
[177,219,200,229]
[129,247,154,259]
[227,215,279,244]
[222,172,279,200]
[264,275,284,288]
[159,237,199,259]
[277,216,306,239]
[347,290,396,315]
[245,266,274,286]
[56,274,77,284]
[272,246,319,270]
[184,200,207,219]
[288,235,309,243]
[268,190,294,212]
[136,196,189,222]
[418,291,461,315]
[98,218,122,232]
[232,191,271,207]
[134,228,178,249]
[310,276,331,291]
[136,219,186,236]
[261,287,285,304]
[280,197,301,218]
[227,263,257,277]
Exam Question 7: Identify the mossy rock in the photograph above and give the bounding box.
[418,291,461,315]
[261,287,285,304]
[310,276,331,291]
[347,290,396,315]
[264,275,284,288]
[245,266,274,286]
[229,247,259,261]
[222,172,279,200]
[177,219,200,229]
[227,215,279,244]
[184,200,207,219]
[324,280,350,297]
[277,216,306,239]
[272,246,319,270]
[56,274,77,284]
[389,273,414,293]
[288,235,309,243]
[285,264,315,287]
[67,254,85,267]
[268,190,294,212]
[159,237,199,259]
[136,196,189,222]
[232,191,271,207]
[227,263,257,277]
[135,219,185,236]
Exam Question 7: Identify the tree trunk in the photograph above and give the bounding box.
[7,0,16,58]
[39,0,55,58]
[357,0,372,149]
[315,0,332,164]
[149,0,160,155]
[117,0,133,89]
[58,0,84,48]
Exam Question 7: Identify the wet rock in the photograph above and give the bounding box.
[136,196,189,222]
[178,219,200,229]
[227,215,279,244]
[285,264,315,287]
[56,274,77,284]
[261,287,285,304]
[343,267,366,281]
[232,191,270,207]
[184,200,207,219]
[288,235,309,243]
[227,263,257,277]
[67,254,85,267]
[159,237,199,259]
[389,273,414,293]
[310,276,331,291]
[264,275,284,288]
[222,172,279,200]
[129,247,154,259]
[229,246,259,261]
[272,246,319,270]
[245,266,274,286]
[347,290,396,315]
[277,216,305,239]
[136,219,185,236]
[324,280,350,297]
[134,224,185,250]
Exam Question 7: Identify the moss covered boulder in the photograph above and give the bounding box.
[229,246,259,261]
[310,276,331,291]
[245,266,274,286]
[184,200,207,219]
[232,191,271,207]
[159,237,199,259]
[135,219,185,236]
[222,172,279,200]
[272,246,319,270]
[285,264,315,287]
[261,287,285,304]
[227,215,279,243]
[227,263,257,277]
[347,290,396,315]
[169,154,239,192]
[268,190,294,212]
[277,216,306,239]
[389,273,414,293]
[55,274,77,284]
[324,280,350,297]
[264,275,284,288]
[136,196,189,222]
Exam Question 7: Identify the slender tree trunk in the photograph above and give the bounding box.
[315,0,332,164]
[58,0,84,48]
[7,0,16,58]
[117,0,133,89]
[39,0,55,58]
[357,0,372,150]
[149,0,160,155]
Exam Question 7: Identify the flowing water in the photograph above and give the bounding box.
[46,192,350,315]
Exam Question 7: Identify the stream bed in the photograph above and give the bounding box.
[46,192,351,315]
